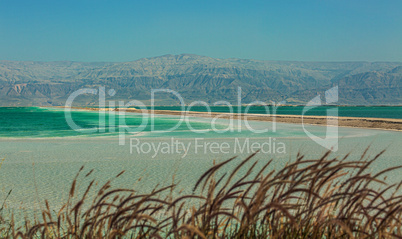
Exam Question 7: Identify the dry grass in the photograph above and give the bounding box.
[1,149,402,238]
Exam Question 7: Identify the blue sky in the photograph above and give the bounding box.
[0,0,401,62]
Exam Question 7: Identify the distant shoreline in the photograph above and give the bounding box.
[51,106,402,131]
[2,104,402,107]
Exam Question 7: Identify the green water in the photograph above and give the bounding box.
[0,107,222,138]
[0,106,400,138]
[153,105,402,119]
[0,107,401,224]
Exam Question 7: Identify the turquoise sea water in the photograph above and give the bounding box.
[0,107,224,138]
[0,106,400,138]
[0,107,401,224]
[153,105,402,119]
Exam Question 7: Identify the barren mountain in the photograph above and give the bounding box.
[0,54,401,106]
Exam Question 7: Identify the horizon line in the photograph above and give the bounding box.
[1,53,402,64]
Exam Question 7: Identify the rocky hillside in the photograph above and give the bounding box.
[0,54,401,106]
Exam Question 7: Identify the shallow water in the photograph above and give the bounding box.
[0,107,401,223]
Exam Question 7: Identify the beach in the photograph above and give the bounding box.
[57,106,402,131]
[0,106,400,233]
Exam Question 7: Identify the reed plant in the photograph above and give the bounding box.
[1,149,401,238]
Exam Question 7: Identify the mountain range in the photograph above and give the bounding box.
[0,54,401,106]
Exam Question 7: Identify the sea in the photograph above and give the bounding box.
[153,105,402,119]
[0,106,401,222]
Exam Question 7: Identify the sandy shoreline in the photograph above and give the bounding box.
[54,106,402,131]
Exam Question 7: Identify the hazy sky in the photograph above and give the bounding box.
[1,0,401,62]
